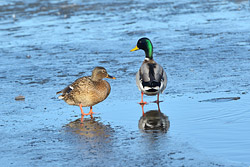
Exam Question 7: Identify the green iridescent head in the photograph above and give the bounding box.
[130,37,153,59]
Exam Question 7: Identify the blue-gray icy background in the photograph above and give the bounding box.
[0,0,250,166]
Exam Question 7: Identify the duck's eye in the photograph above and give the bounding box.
[102,69,106,73]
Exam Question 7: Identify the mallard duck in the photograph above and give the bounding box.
[130,37,167,104]
[56,67,115,116]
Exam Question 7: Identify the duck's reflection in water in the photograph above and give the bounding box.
[138,103,170,133]
[63,116,115,159]
[64,116,113,141]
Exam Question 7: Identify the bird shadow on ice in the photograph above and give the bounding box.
[138,102,170,133]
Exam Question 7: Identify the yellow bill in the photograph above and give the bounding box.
[130,46,139,52]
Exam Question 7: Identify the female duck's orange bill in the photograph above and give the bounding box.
[106,75,116,79]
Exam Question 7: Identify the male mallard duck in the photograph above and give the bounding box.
[130,37,167,104]
[56,67,115,116]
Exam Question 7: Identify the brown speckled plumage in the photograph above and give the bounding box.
[57,67,115,116]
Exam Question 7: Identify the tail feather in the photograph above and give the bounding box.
[56,90,62,94]
[58,95,64,99]
[56,90,64,99]
[57,85,73,99]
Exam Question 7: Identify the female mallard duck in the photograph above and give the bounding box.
[56,67,115,116]
[130,37,167,104]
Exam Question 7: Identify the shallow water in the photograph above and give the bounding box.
[0,0,250,166]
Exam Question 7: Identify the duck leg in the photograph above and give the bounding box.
[88,106,94,119]
[79,104,86,115]
[157,100,161,112]
[157,93,160,103]
[139,92,147,105]
[79,104,93,116]
[152,93,163,104]
[80,115,84,123]
[140,103,146,116]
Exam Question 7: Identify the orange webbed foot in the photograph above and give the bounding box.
[138,101,148,105]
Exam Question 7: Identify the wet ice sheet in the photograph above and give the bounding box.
[0,100,247,167]
[0,0,250,166]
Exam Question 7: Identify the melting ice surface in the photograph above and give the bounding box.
[0,0,250,166]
